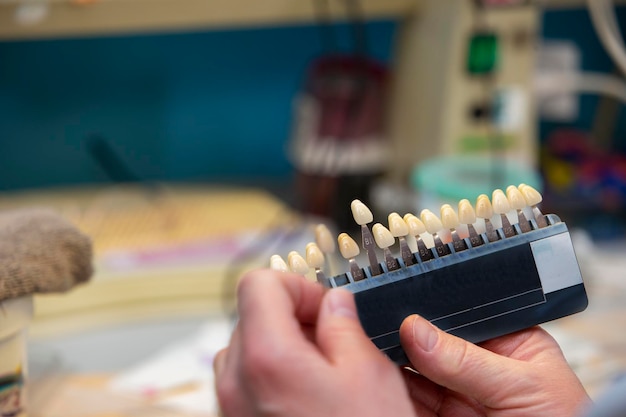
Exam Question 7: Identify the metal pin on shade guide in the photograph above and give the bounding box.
[519,184,548,228]
[420,209,451,257]
[476,194,499,242]
[388,212,415,266]
[337,232,365,281]
[372,223,400,271]
[458,198,484,247]
[403,213,434,262]
[506,185,532,233]
[350,199,382,275]
[305,242,328,286]
[492,189,516,238]
[440,204,467,252]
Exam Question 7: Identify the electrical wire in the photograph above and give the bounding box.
[587,0,626,78]
[535,71,626,104]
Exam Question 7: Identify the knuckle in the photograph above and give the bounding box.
[242,343,287,383]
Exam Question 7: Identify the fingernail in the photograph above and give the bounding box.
[325,289,358,319]
[411,315,438,352]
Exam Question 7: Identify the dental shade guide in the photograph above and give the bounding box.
[270,185,588,365]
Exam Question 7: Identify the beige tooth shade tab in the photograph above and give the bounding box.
[372,223,396,249]
[315,224,336,253]
[337,233,360,259]
[440,204,460,229]
[519,184,542,206]
[269,254,288,272]
[420,209,444,235]
[491,189,511,214]
[506,185,527,210]
[388,212,409,237]
[458,199,476,224]
[287,251,309,275]
[403,214,426,235]
[475,194,494,219]
[305,243,325,269]
[350,199,374,226]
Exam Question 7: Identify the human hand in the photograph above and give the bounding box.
[214,269,591,417]
[398,315,591,416]
[213,269,416,417]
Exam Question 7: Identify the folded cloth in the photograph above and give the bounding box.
[0,208,93,301]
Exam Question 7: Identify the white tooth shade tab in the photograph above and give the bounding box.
[519,184,542,206]
[305,243,325,269]
[491,189,511,214]
[420,209,444,235]
[404,214,426,235]
[506,185,527,210]
[350,199,374,225]
[287,251,309,275]
[440,204,460,229]
[475,194,494,219]
[315,224,336,253]
[337,233,360,259]
[372,223,396,249]
[388,212,409,237]
[458,199,476,224]
[269,254,288,272]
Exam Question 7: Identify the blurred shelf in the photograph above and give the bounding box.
[0,0,419,41]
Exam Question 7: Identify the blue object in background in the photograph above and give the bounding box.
[0,21,397,191]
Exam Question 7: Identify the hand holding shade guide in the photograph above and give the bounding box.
[269,185,587,364]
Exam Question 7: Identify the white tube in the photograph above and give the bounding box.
[535,71,626,104]
[587,0,626,78]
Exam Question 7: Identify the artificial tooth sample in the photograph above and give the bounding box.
[388,212,415,266]
[350,199,382,275]
[315,224,337,275]
[492,189,516,238]
[269,254,289,272]
[420,209,451,256]
[519,184,548,228]
[372,223,400,270]
[458,199,483,247]
[287,251,310,277]
[440,204,467,251]
[305,242,328,286]
[404,213,434,261]
[337,233,365,281]
[506,185,531,232]
[475,194,499,242]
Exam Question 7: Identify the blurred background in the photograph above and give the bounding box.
[0,0,625,416]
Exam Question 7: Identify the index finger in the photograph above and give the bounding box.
[237,269,326,353]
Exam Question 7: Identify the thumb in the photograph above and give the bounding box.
[400,314,527,406]
[316,289,383,364]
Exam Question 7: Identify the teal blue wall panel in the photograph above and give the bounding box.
[0,21,397,190]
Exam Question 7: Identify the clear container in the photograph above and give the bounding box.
[0,295,33,417]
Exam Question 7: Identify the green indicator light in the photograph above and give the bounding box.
[467,32,498,75]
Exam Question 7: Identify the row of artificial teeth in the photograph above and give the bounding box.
[270,184,545,282]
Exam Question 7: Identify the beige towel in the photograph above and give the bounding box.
[0,208,93,301]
